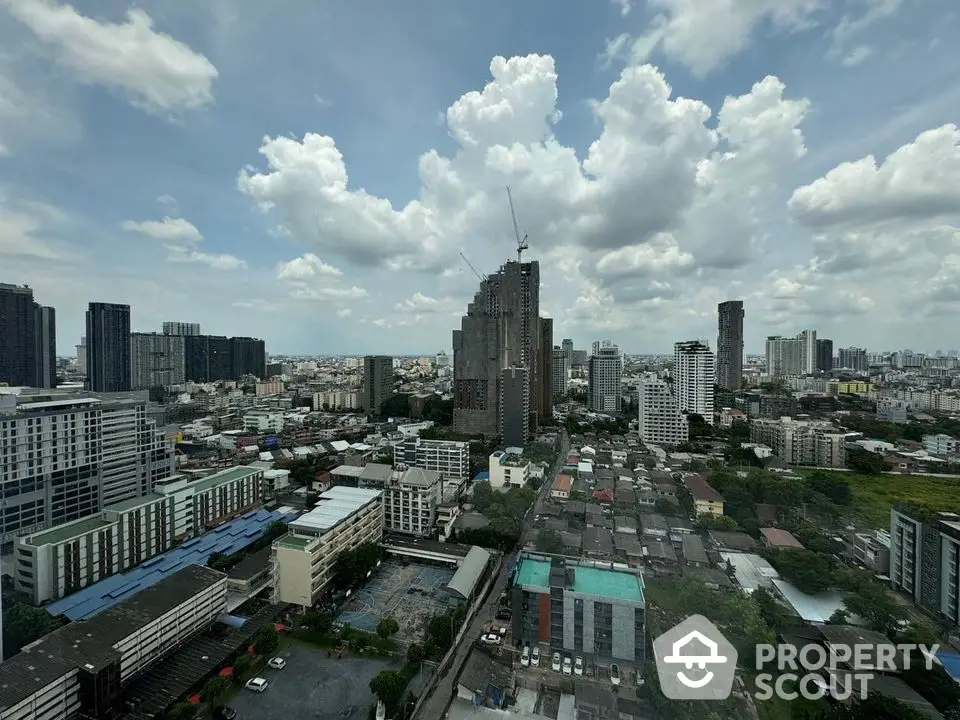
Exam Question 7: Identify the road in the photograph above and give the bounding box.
[416,432,570,720]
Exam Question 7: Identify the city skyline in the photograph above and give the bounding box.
[0,2,955,355]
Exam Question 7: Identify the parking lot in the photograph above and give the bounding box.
[227,643,398,719]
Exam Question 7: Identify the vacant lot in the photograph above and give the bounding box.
[227,643,397,720]
[806,471,960,529]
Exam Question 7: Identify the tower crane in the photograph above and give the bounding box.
[458,250,485,283]
[507,186,529,263]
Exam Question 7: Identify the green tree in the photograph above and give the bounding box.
[202,676,231,706]
[806,472,853,505]
[377,616,400,639]
[369,669,408,713]
[654,498,677,516]
[763,549,835,595]
[847,449,892,475]
[535,529,566,554]
[379,394,410,420]
[233,654,253,681]
[166,701,198,720]
[752,586,786,632]
[842,583,908,636]
[255,625,280,656]
[3,602,63,658]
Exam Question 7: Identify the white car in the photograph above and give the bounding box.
[574,657,584,677]
[520,646,530,667]
[244,677,269,693]
[531,646,540,667]
[610,663,621,686]
[562,657,573,676]
[267,657,286,670]
[481,633,502,645]
[551,652,562,672]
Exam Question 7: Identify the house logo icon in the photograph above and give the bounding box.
[653,615,738,700]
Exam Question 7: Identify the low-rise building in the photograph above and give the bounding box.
[242,409,284,433]
[750,417,845,467]
[14,466,264,604]
[759,527,804,550]
[923,433,960,457]
[550,474,573,500]
[272,486,383,607]
[394,436,470,483]
[681,474,725,517]
[0,565,226,720]
[362,467,441,537]
[489,449,530,490]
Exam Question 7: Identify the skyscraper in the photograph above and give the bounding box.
[717,300,744,391]
[131,332,186,389]
[34,305,56,389]
[452,260,541,439]
[816,338,834,372]
[0,283,37,387]
[500,367,529,446]
[765,330,818,376]
[588,344,622,413]
[674,340,715,424]
[363,355,394,416]
[537,318,553,424]
[561,338,574,365]
[551,346,568,399]
[86,302,132,392]
[162,321,201,336]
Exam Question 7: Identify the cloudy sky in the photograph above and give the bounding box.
[1,0,957,356]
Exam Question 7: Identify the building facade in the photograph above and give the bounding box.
[500,366,529,446]
[637,379,689,447]
[86,302,131,392]
[183,334,266,382]
[360,467,441,537]
[765,330,818,377]
[35,305,57,389]
[673,341,715,424]
[394,436,469,483]
[162,321,201,336]
[489,449,530,489]
[538,317,553,424]
[511,553,646,666]
[838,347,869,372]
[716,300,744,391]
[749,417,845,467]
[889,507,952,616]
[0,284,56,388]
[551,346,568,399]
[816,338,834,372]
[130,333,186,389]
[588,344,622,413]
[362,355,394,416]
[923,434,960,457]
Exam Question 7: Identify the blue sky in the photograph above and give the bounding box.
[1,0,958,356]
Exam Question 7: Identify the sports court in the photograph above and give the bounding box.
[338,559,456,643]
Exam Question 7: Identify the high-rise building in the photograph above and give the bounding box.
[162,321,201,336]
[889,507,953,616]
[500,366,529,446]
[232,336,267,378]
[131,333,187,389]
[716,300,744,391]
[34,304,56,389]
[551,346,568,399]
[637,378,689,446]
[183,334,266,382]
[838,347,869,372]
[561,338,574,365]
[76,336,87,375]
[394,436,470,483]
[673,340,715,424]
[588,344,622,413]
[816,338,834,372]
[765,330,818,376]
[363,355,394,416]
[452,260,541,438]
[537,318,553,424]
[0,390,174,543]
[86,302,131,392]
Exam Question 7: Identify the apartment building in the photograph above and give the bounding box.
[889,507,960,619]
[254,380,284,397]
[637,378,689,447]
[393,436,469,483]
[273,486,383,607]
[313,390,360,411]
[749,417,845,468]
[500,366,530,446]
[242,410,284,433]
[0,391,174,544]
[588,345,622,413]
[923,433,960,457]
[130,332,186,389]
[876,397,909,424]
[14,466,264,604]
[682,474,725,518]
[551,346,569,399]
[716,300,744,391]
[489,449,530,489]
[360,467,441,537]
[673,341,715,424]
[511,553,646,666]
[765,330,817,376]
[0,565,225,720]
[362,355,394,415]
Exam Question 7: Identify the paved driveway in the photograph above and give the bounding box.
[228,643,397,720]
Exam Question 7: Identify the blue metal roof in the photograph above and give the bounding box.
[45,509,293,622]
[937,652,960,681]
[473,472,490,481]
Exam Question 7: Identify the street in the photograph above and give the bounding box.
[415,432,570,720]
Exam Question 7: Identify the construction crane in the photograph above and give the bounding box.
[458,250,485,282]
[507,186,529,263]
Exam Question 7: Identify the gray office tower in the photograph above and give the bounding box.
[0,283,56,388]
[453,260,541,439]
[86,302,132,392]
[562,338,574,365]
[500,367,529,446]
[363,355,394,416]
[717,300,744,391]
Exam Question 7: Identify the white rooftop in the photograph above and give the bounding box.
[721,552,779,593]
[290,486,381,535]
[771,578,862,625]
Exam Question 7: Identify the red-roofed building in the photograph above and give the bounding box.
[760,527,805,550]
[592,488,614,504]
[551,474,574,500]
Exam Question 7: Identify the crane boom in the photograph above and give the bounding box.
[458,250,485,282]
[506,186,529,263]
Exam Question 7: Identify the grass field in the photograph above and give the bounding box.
[803,470,960,529]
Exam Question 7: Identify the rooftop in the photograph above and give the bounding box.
[24,514,114,546]
[45,509,292,621]
[289,486,381,535]
[331,464,365,477]
[514,556,644,603]
[191,465,263,493]
[400,467,442,488]
[760,527,805,549]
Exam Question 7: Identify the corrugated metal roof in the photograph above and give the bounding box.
[446,546,491,600]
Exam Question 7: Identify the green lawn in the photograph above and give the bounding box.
[802,470,960,529]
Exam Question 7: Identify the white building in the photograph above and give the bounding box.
[750,417,845,467]
[0,565,226,720]
[313,390,361,411]
[370,467,442,537]
[673,341,715,424]
[588,344,622,413]
[242,409,284,433]
[255,380,284,397]
[272,486,383,607]
[488,449,530,490]
[14,466,264,604]
[923,433,960,457]
[637,379,689,447]
[393,436,469,483]
[765,330,817,376]
[0,391,174,544]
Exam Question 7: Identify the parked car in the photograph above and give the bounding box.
[610,663,621,686]
[267,657,286,670]
[552,652,562,672]
[245,677,269,693]
[495,609,512,621]
[481,633,502,645]
[574,657,584,677]
[531,646,540,667]
[562,657,573,676]
[521,646,530,667]
[213,707,237,720]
